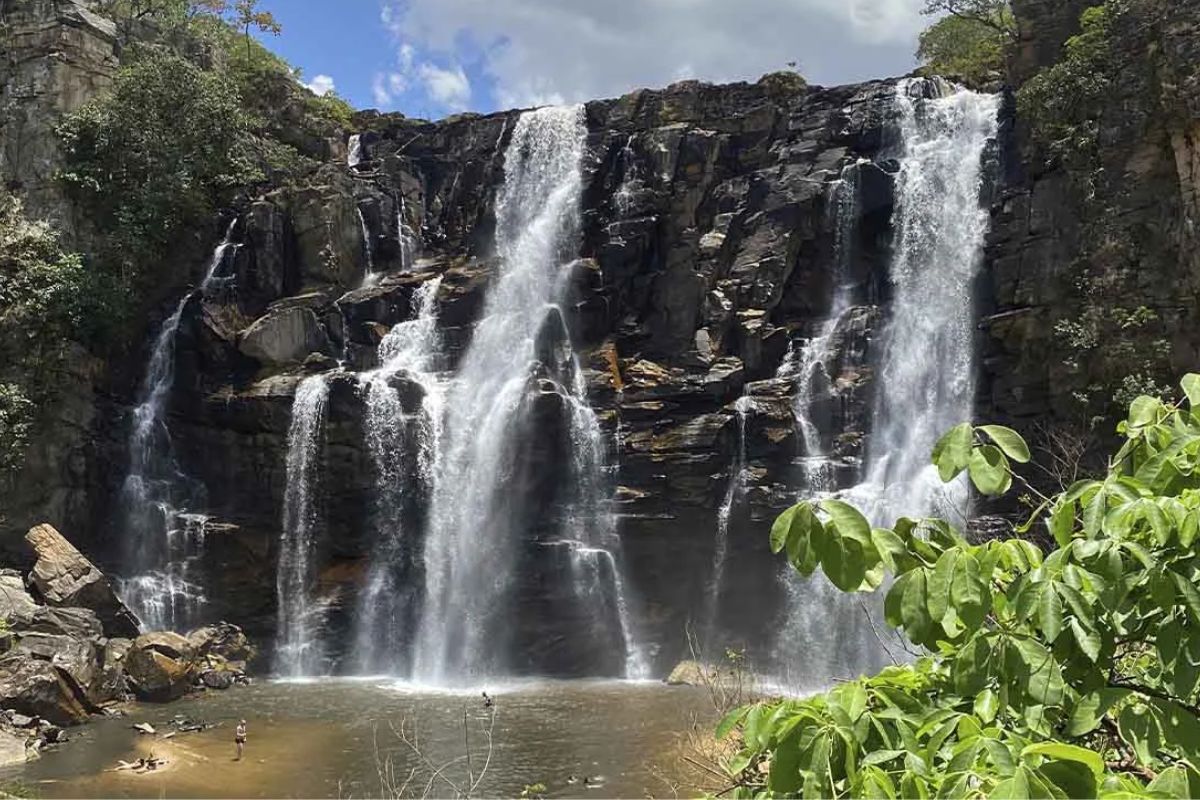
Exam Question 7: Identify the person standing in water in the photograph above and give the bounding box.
[235,719,247,760]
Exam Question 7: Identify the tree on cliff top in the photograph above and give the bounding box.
[917,0,1016,87]
[720,375,1200,798]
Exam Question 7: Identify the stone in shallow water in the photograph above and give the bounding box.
[124,633,197,702]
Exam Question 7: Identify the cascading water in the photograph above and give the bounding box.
[771,80,1000,690]
[848,79,1001,524]
[412,105,644,682]
[118,220,238,632]
[396,193,420,273]
[790,165,862,494]
[347,134,365,170]
[357,207,376,283]
[275,374,333,678]
[352,278,444,674]
[701,393,750,648]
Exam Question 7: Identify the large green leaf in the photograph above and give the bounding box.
[974,688,998,724]
[786,503,821,575]
[1065,689,1123,737]
[902,569,934,645]
[822,498,873,544]
[1070,618,1101,662]
[932,422,974,482]
[969,445,1012,496]
[1128,394,1162,430]
[1182,373,1200,409]
[1020,742,1104,776]
[927,549,961,631]
[1037,760,1098,800]
[979,425,1031,463]
[1037,581,1064,643]
[950,552,989,629]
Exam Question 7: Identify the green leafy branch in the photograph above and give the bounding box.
[722,374,1200,798]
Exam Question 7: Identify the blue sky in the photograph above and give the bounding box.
[256,0,926,119]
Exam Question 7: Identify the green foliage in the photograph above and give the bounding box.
[916,2,1014,87]
[729,376,1200,797]
[0,384,34,480]
[0,193,116,482]
[1017,2,1117,182]
[58,49,259,278]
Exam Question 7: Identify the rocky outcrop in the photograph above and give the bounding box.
[0,0,118,234]
[0,525,254,724]
[24,523,139,638]
[979,0,1200,455]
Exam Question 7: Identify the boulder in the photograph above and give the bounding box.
[186,623,256,666]
[90,638,132,705]
[25,606,104,641]
[10,633,98,699]
[0,655,91,726]
[238,306,332,365]
[665,659,712,686]
[24,525,139,638]
[0,571,38,628]
[124,632,196,702]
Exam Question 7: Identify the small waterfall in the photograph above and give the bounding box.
[347,134,365,170]
[790,167,861,493]
[614,133,640,216]
[396,194,420,272]
[848,79,1001,524]
[275,374,333,678]
[357,207,376,283]
[701,393,750,648]
[118,220,238,632]
[353,278,444,674]
[413,105,644,682]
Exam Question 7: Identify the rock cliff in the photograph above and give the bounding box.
[2,0,1198,674]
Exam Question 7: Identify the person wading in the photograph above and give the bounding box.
[235,719,247,761]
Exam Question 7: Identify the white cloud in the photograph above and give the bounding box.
[417,63,472,110]
[305,74,336,96]
[380,0,924,112]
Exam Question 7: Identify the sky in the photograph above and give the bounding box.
[255,0,927,119]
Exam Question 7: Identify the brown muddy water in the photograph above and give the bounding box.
[2,679,719,798]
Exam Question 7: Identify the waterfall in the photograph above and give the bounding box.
[357,207,376,283]
[848,79,1001,524]
[275,374,333,678]
[347,134,364,170]
[771,80,999,691]
[701,393,750,649]
[353,278,444,674]
[396,194,419,273]
[412,105,644,682]
[118,220,238,632]
[791,166,862,494]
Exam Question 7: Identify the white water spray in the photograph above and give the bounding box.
[118,220,238,631]
[275,374,333,677]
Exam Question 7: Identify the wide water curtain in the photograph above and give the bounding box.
[772,80,1001,689]
[855,79,1001,523]
[413,105,601,682]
